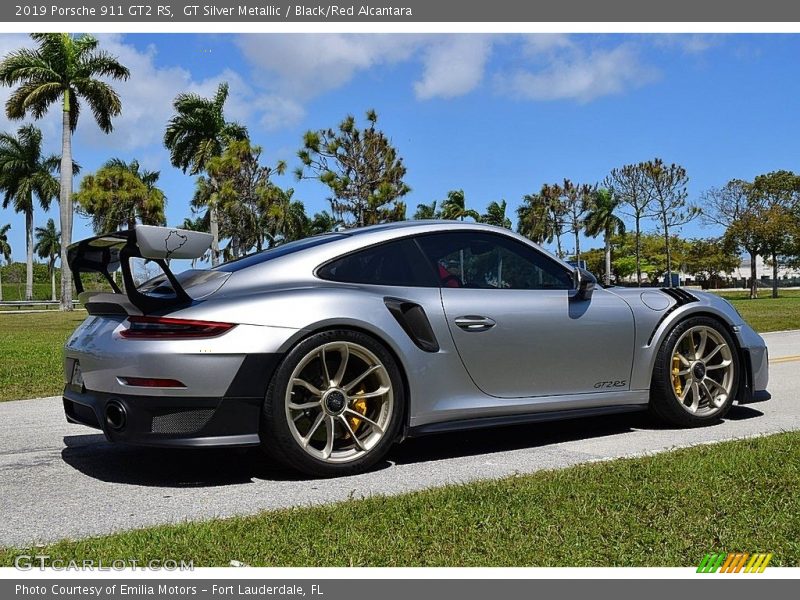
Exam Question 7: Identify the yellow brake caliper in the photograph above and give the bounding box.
[672,354,683,396]
[347,388,368,435]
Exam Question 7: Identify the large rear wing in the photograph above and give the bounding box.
[67,225,213,314]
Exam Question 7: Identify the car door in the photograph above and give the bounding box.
[416,231,635,399]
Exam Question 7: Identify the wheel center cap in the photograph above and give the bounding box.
[692,362,706,380]
[323,390,347,415]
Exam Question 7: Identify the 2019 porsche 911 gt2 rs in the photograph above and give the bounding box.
[62,222,769,476]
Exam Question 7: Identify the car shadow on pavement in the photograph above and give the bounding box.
[60,404,765,487]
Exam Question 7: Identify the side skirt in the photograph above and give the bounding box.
[407,404,648,437]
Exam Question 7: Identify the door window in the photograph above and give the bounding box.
[416,232,573,290]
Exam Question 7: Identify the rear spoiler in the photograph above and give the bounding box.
[67,225,213,314]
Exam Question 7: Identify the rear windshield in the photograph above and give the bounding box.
[215,234,348,273]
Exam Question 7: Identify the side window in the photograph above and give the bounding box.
[416,232,573,290]
[317,239,437,287]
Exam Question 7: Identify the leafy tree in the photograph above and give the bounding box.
[200,138,285,256]
[0,33,129,310]
[74,159,166,233]
[702,179,762,299]
[481,199,512,229]
[584,187,626,286]
[413,200,440,220]
[561,179,592,263]
[0,124,59,300]
[164,82,247,265]
[440,189,478,222]
[641,159,699,287]
[604,163,652,286]
[684,237,740,289]
[750,171,800,298]
[297,110,409,227]
[0,222,10,301]
[34,217,59,300]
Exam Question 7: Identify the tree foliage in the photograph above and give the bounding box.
[75,158,166,233]
[297,110,409,227]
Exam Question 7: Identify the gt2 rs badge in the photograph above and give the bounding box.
[594,380,628,389]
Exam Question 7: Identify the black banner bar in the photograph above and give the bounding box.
[5,0,800,23]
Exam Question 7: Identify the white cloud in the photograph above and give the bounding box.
[237,34,421,95]
[414,35,494,100]
[652,34,721,55]
[496,43,659,103]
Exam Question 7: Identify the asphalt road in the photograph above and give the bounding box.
[1,331,799,548]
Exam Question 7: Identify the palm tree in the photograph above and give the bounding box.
[0,124,59,300]
[34,217,59,301]
[481,200,512,229]
[74,158,166,233]
[440,190,479,221]
[585,187,626,286]
[164,82,247,266]
[265,187,308,247]
[0,33,130,310]
[308,209,339,235]
[413,200,440,220]
[517,186,565,255]
[0,223,11,302]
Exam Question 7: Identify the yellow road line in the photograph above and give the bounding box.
[770,354,800,364]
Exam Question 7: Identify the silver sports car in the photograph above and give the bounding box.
[63,221,769,476]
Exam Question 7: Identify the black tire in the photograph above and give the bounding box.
[260,329,405,477]
[650,316,740,427]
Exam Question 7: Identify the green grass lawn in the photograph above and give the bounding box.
[1,283,57,302]
[0,311,86,402]
[1,431,797,567]
[714,289,800,333]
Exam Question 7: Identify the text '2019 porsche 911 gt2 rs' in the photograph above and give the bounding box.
[63,222,769,476]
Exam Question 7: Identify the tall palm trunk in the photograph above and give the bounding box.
[0,263,3,302]
[25,205,33,301]
[59,100,74,311]
[210,206,220,267]
[50,257,56,301]
[604,231,612,286]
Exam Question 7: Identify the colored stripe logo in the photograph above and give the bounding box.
[697,553,773,573]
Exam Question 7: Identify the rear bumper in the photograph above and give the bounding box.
[62,353,281,448]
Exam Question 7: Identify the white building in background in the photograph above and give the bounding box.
[724,255,800,283]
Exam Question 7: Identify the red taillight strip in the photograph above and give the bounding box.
[118,377,186,388]
[120,316,236,339]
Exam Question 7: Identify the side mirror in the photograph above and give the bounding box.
[572,267,596,301]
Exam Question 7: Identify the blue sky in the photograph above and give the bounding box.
[1,33,799,263]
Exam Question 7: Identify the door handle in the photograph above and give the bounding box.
[454,315,496,332]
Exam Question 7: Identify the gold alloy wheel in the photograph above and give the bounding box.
[670,325,735,416]
[284,341,394,463]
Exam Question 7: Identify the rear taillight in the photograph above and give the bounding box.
[118,377,186,388]
[120,316,235,339]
